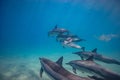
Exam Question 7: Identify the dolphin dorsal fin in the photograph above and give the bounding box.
[40,67,44,78]
[54,25,58,29]
[56,56,63,66]
[86,55,94,61]
[92,48,97,53]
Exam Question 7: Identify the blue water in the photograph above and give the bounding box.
[0,0,120,80]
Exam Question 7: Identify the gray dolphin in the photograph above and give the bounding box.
[56,34,78,42]
[73,48,120,65]
[66,55,120,80]
[71,37,86,42]
[62,41,84,50]
[56,34,85,43]
[39,56,96,80]
[48,25,69,36]
[61,37,85,50]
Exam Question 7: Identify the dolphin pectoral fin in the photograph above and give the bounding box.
[72,67,77,74]
[56,56,63,66]
[86,55,94,61]
[88,75,104,80]
[40,67,44,78]
[92,48,97,53]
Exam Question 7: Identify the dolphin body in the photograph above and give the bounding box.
[48,25,69,36]
[39,56,96,80]
[56,34,78,42]
[67,56,120,80]
[71,37,86,42]
[56,34,85,43]
[62,42,83,50]
[73,48,120,65]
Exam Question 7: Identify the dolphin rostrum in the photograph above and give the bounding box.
[73,48,120,65]
[66,55,120,80]
[39,56,97,80]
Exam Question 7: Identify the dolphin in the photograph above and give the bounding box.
[48,25,69,36]
[56,34,78,42]
[62,42,84,50]
[62,38,85,51]
[39,56,96,80]
[66,55,120,80]
[56,34,85,43]
[73,48,120,65]
[71,37,86,42]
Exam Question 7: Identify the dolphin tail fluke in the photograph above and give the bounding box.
[40,67,44,78]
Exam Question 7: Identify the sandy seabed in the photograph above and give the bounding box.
[0,53,120,80]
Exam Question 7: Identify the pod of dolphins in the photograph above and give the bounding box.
[48,25,86,50]
[39,25,120,80]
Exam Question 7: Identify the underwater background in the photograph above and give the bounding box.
[0,0,120,80]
